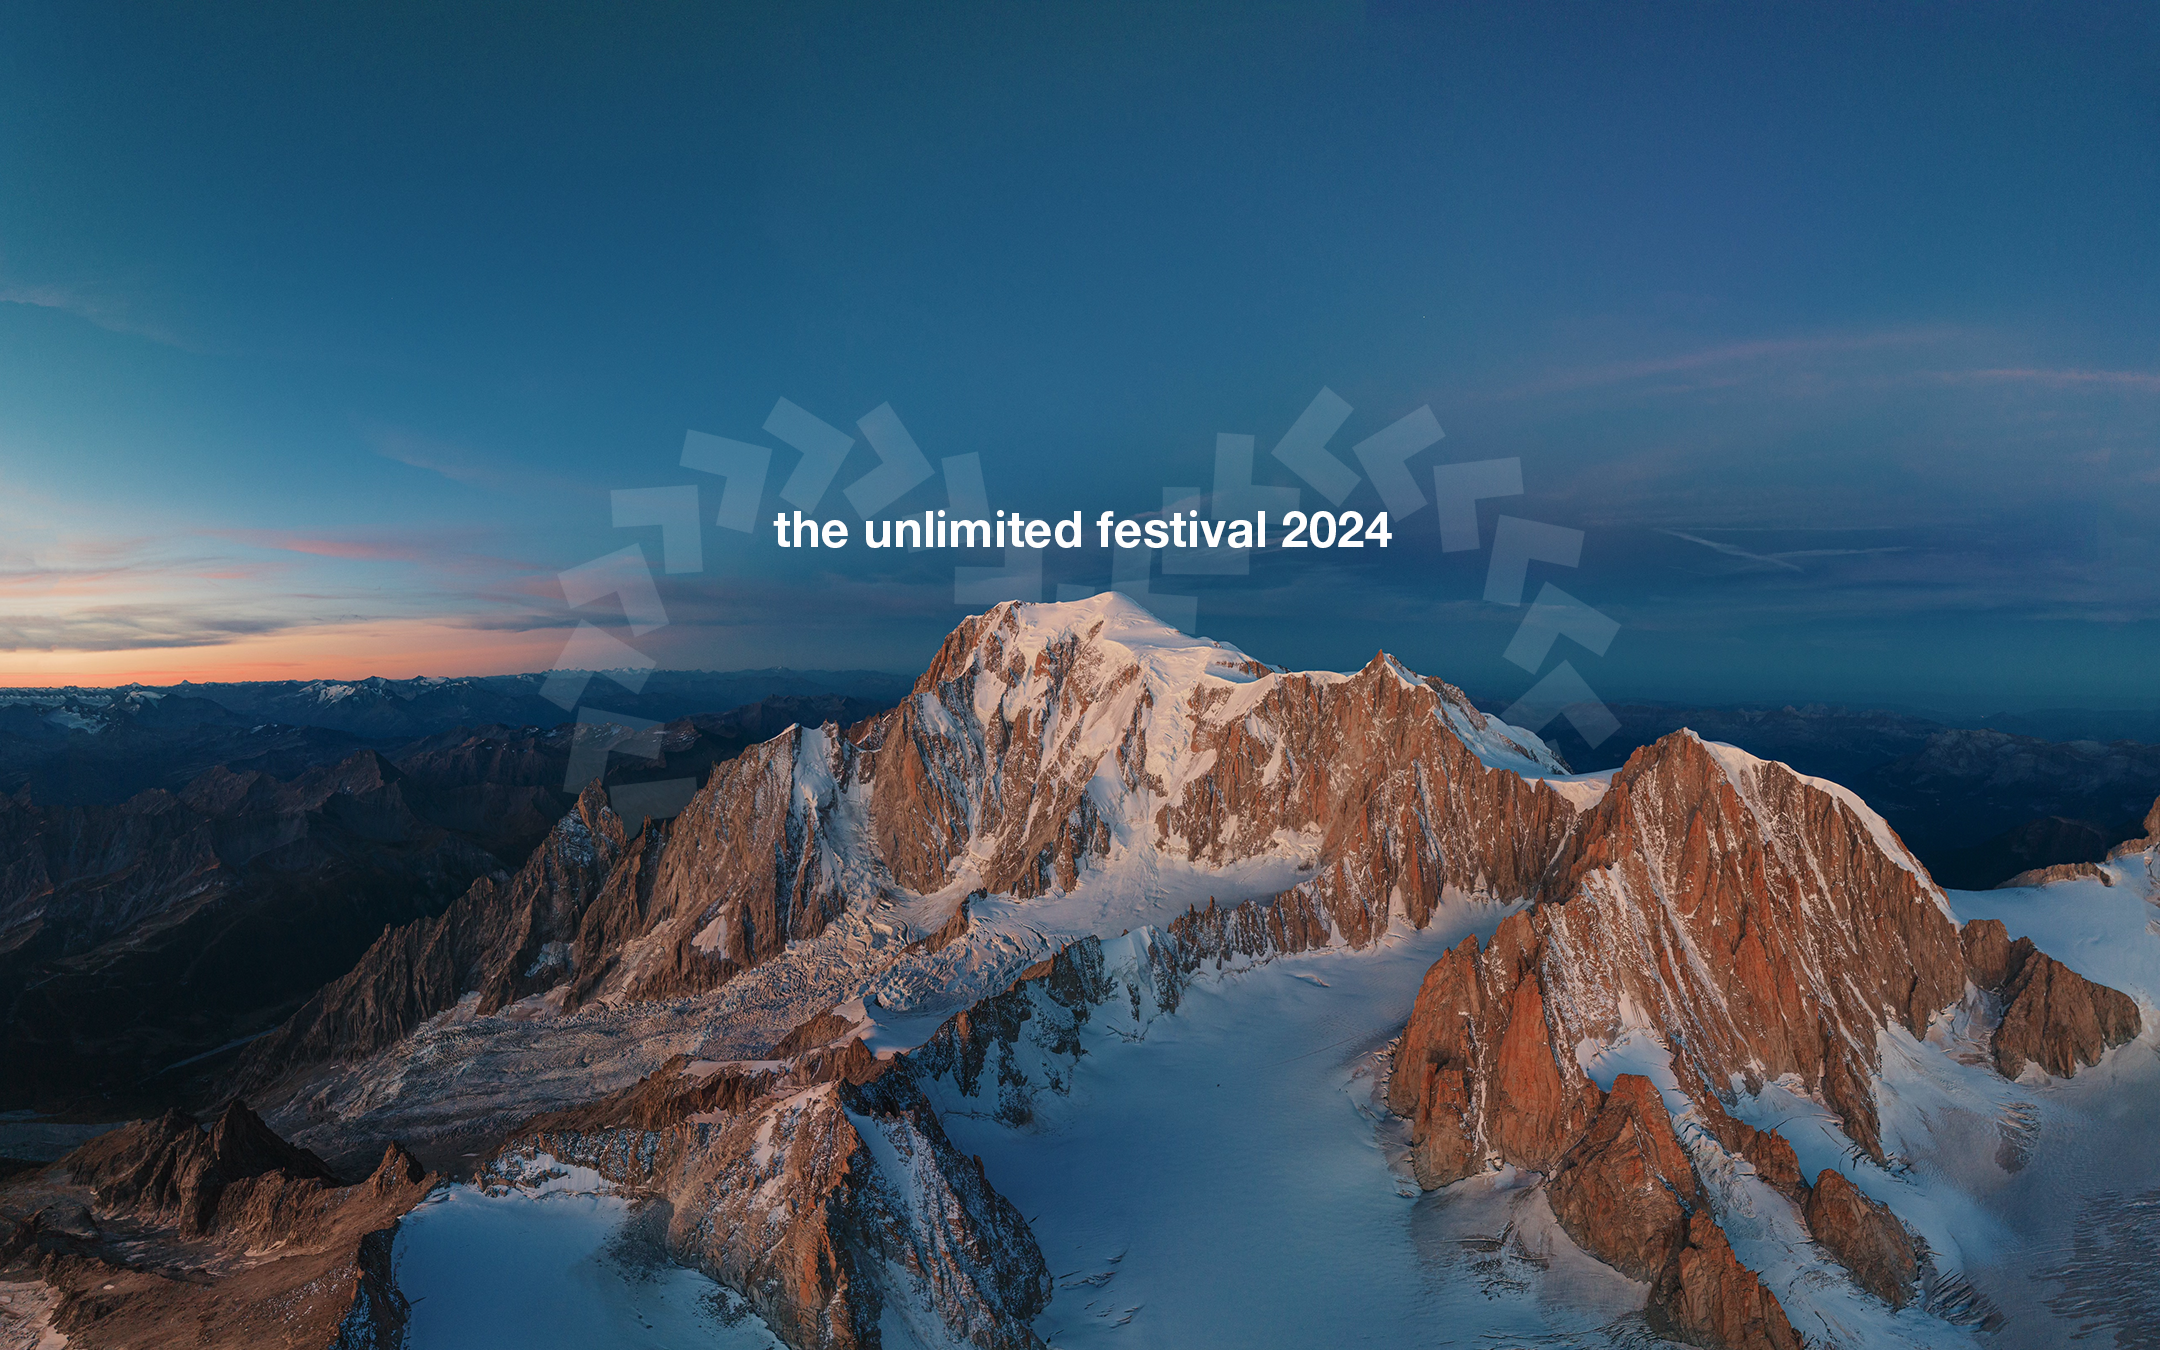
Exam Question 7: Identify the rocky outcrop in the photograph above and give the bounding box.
[1389,935,1485,1187]
[1960,919,2141,1078]
[1996,860,2113,888]
[4,1111,433,1349]
[1693,1091,1809,1204]
[1648,1210,1804,1350]
[1544,1075,1700,1282]
[583,724,860,1001]
[1959,918,2020,991]
[489,1056,1049,1350]
[2106,794,2160,860]
[1804,1167,1918,1308]
[63,1099,339,1235]
[772,1010,863,1059]
[1994,950,2141,1079]
[1391,729,1964,1179]
[1148,651,1578,945]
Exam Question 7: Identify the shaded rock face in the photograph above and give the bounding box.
[1995,950,2142,1079]
[5,1112,433,1350]
[581,724,860,1000]
[1391,730,1965,1177]
[63,1099,339,1236]
[1804,1168,1918,1308]
[1960,918,2019,991]
[0,750,510,1110]
[2106,793,2160,860]
[236,783,632,1086]
[1544,1075,1700,1282]
[1960,918,2142,1078]
[1648,1210,1804,1350]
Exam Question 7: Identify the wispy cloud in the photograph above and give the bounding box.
[1657,530,1804,572]
[0,278,204,353]
[212,529,443,565]
[1927,368,2160,393]
[0,606,296,652]
[1487,327,1961,402]
[0,510,566,664]
[1654,531,1914,573]
[366,425,597,499]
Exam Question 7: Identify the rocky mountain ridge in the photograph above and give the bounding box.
[239,596,1586,1087]
[1,695,888,1114]
[1520,699,2160,888]
[67,597,2148,1350]
[0,1101,433,1348]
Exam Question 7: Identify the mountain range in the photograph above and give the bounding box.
[0,690,895,1115]
[1,598,2155,1349]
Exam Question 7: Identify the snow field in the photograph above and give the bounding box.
[395,1168,787,1350]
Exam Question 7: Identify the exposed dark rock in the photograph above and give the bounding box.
[3,1106,433,1349]
[1693,1091,1809,1204]
[1545,1074,1699,1282]
[235,783,632,1087]
[1804,1168,1919,1308]
[489,1056,1047,1350]
[1960,918,2020,991]
[1648,1209,1804,1350]
[771,1010,859,1059]
[1960,919,2142,1077]
[63,1099,338,1235]
[1994,948,2142,1079]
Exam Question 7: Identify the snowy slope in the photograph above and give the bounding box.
[1931,858,2160,1347]
[930,910,1658,1348]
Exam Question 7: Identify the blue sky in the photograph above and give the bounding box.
[0,2,2154,713]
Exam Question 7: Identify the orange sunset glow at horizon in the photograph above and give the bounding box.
[0,620,581,689]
